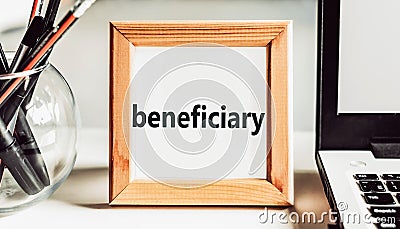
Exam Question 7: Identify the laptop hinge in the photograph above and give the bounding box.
[370,138,400,158]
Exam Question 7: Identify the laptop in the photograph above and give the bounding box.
[316,0,400,228]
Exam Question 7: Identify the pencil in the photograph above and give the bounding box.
[29,0,44,24]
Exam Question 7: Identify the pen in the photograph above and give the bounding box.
[24,0,62,101]
[8,16,45,73]
[0,67,43,191]
[19,0,60,116]
[24,0,60,106]
[11,0,61,185]
[0,116,44,195]
[0,43,9,182]
[0,56,39,189]
[15,0,60,169]
[14,110,50,186]
[5,12,48,185]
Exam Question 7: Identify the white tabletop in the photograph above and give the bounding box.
[0,130,329,229]
[0,169,329,229]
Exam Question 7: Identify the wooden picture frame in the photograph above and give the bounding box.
[109,21,293,206]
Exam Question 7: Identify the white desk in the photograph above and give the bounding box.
[0,170,329,229]
[0,131,330,229]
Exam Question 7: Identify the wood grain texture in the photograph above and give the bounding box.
[109,21,292,206]
[269,26,292,204]
[109,24,131,202]
[110,179,291,206]
[266,43,273,183]
[111,21,288,47]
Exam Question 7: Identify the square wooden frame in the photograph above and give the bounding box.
[109,21,292,206]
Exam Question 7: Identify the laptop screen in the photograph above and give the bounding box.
[317,0,400,150]
[338,0,400,113]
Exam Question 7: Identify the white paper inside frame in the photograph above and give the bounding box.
[125,45,269,182]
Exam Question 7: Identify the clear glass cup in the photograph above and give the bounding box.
[0,52,78,214]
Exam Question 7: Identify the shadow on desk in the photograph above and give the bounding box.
[291,173,331,229]
[51,169,330,228]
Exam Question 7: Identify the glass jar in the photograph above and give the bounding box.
[0,53,78,214]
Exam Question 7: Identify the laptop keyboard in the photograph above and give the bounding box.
[354,174,400,228]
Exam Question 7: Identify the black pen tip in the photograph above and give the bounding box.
[22,16,45,47]
[0,141,44,195]
[24,148,50,186]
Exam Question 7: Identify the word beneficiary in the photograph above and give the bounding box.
[132,104,266,136]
